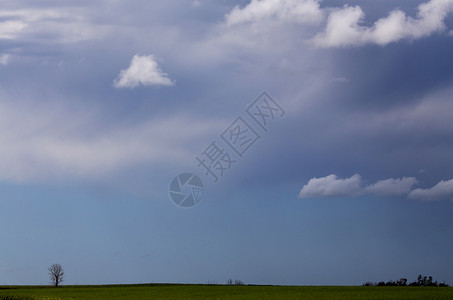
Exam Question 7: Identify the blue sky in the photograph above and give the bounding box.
[1,0,453,286]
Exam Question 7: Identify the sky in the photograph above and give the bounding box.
[1,0,453,286]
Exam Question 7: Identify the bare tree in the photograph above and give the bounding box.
[48,264,64,287]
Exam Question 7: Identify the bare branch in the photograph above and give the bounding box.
[48,263,64,287]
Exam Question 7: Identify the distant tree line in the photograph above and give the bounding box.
[363,275,448,287]
[226,279,245,285]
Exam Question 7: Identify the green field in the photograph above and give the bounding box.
[1,284,453,300]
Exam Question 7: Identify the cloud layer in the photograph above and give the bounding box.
[0,97,221,182]
[113,54,174,88]
[0,20,27,39]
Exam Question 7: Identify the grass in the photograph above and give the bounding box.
[0,284,452,300]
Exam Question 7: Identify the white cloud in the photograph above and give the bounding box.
[0,54,11,66]
[225,0,323,26]
[113,54,174,88]
[364,177,418,196]
[298,174,362,198]
[0,21,27,39]
[312,5,365,48]
[409,179,453,201]
[299,174,419,198]
[313,0,453,47]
